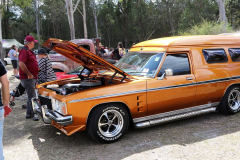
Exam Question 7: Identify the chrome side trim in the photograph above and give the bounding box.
[133,102,219,123]
[68,89,146,103]
[134,107,216,129]
[65,76,240,103]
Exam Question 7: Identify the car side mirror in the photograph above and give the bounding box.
[165,69,173,76]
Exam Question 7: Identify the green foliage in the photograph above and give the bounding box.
[1,0,239,50]
[178,20,234,36]
[13,0,33,8]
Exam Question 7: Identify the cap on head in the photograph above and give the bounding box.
[38,48,47,55]
[24,35,38,43]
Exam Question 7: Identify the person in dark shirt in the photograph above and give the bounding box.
[19,35,39,121]
[0,59,11,159]
[111,42,123,60]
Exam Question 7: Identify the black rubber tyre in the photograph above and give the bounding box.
[219,86,240,115]
[3,61,7,66]
[87,103,129,143]
[53,69,63,72]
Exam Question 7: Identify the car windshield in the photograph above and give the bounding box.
[115,52,164,77]
[66,65,84,74]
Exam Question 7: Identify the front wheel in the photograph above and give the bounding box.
[219,86,240,115]
[87,103,129,143]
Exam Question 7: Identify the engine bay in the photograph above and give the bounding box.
[41,66,130,95]
[47,76,106,95]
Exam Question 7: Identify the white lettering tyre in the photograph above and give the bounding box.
[87,103,129,143]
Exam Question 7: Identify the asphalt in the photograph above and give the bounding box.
[3,65,240,160]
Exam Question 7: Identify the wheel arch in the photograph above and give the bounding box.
[219,83,240,105]
[52,62,69,72]
[86,101,134,128]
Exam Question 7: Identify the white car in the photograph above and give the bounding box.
[3,57,11,66]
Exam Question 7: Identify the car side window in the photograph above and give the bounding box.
[228,48,240,62]
[202,49,228,63]
[158,53,191,77]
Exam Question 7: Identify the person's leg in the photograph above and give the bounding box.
[11,60,17,75]
[0,107,5,160]
[21,79,37,117]
[13,69,16,75]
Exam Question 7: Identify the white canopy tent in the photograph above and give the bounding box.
[2,39,24,49]
[2,39,24,57]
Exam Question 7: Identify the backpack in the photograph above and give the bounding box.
[119,48,126,57]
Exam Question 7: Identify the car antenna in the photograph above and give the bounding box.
[141,30,155,50]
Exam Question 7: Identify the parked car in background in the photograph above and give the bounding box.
[3,57,11,66]
[55,65,83,80]
[36,39,117,73]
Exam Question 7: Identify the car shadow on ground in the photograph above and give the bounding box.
[23,111,240,160]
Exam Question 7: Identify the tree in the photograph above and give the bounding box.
[90,0,99,38]
[65,0,89,40]
[65,0,75,39]
[217,0,227,31]
[0,0,32,61]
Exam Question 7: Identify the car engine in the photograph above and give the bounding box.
[47,77,105,95]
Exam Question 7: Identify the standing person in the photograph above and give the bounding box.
[104,47,109,55]
[19,35,39,121]
[37,48,56,110]
[15,46,19,75]
[8,45,18,75]
[111,42,125,60]
[0,59,11,160]
[37,48,56,84]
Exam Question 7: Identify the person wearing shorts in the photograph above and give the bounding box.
[8,45,18,75]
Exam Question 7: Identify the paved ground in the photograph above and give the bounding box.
[3,65,240,160]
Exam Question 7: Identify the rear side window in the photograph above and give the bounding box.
[229,48,240,62]
[158,53,191,77]
[202,49,228,63]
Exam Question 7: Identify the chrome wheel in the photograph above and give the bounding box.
[228,89,240,111]
[98,110,124,138]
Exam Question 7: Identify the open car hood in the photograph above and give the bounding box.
[44,38,130,78]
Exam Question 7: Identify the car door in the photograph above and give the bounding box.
[147,53,197,116]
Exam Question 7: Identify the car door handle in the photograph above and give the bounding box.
[186,77,193,80]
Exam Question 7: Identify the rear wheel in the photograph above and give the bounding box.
[87,103,129,143]
[219,86,240,115]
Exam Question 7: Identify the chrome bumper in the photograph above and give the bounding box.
[31,98,73,126]
[45,111,73,126]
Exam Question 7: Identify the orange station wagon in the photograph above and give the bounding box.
[32,35,240,143]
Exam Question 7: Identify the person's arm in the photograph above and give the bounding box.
[13,52,17,58]
[0,74,9,107]
[19,61,34,79]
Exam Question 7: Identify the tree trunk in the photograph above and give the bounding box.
[82,0,88,39]
[91,0,98,38]
[35,0,40,48]
[65,0,75,40]
[217,0,227,31]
